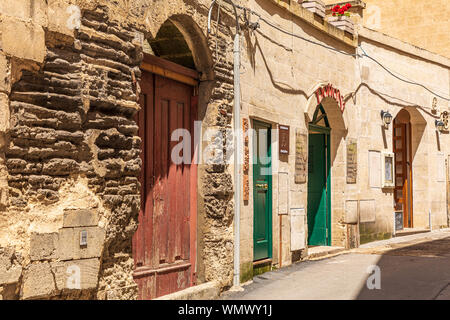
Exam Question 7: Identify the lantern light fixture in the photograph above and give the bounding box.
[435,119,445,133]
[381,110,393,128]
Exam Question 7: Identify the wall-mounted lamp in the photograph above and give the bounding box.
[381,111,393,128]
[435,119,445,133]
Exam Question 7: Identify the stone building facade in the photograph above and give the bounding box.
[325,0,450,59]
[0,0,448,300]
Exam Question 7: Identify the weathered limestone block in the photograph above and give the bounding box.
[0,53,9,93]
[42,158,80,176]
[21,262,55,299]
[47,0,78,38]
[0,93,9,134]
[30,232,58,261]
[0,247,22,286]
[63,209,99,228]
[344,200,359,224]
[203,173,233,197]
[58,227,106,261]
[0,188,7,209]
[1,17,46,63]
[51,258,100,291]
[0,0,47,25]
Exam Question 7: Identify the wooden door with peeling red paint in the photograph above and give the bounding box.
[133,68,197,300]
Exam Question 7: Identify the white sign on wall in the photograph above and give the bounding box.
[290,208,306,251]
[369,150,381,188]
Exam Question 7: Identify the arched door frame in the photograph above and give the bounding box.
[307,104,332,246]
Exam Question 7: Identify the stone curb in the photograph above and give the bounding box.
[153,281,220,300]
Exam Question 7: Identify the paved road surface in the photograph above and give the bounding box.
[223,230,450,300]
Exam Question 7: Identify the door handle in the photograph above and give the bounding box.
[255,183,268,190]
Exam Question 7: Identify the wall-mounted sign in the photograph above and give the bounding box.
[243,118,250,201]
[294,130,308,184]
[290,208,306,251]
[314,83,346,112]
[279,125,290,155]
[395,211,404,231]
[346,139,357,184]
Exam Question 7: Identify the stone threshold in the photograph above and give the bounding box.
[307,246,347,260]
[153,281,220,300]
[394,228,430,237]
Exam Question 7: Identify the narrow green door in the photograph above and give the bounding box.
[253,120,272,261]
[307,132,331,246]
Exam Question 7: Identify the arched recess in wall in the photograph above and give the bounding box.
[391,107,427,229]
[145,15,214,81]
[134,14,218,299]
[392,107,426,160]
[144,15,215,122]
[304,83,349,247]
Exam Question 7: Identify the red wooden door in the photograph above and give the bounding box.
[133,70,197,299]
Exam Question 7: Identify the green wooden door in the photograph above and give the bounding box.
[253,121,272,261]
[307,132,331,246]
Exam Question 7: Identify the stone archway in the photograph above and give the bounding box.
[305,83,348,247]
[391,107,427,229]
[134,10,236,298]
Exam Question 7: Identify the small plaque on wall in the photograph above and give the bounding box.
[395,211,404,231]
[294,129,308,184]
[279,125,290,155]
[346,139,357,184]
[382,152,395,188]
[290,208,306,251]
[243,118,250,201]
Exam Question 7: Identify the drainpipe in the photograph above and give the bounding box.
[429,209,432,231]
[208,0,241,288]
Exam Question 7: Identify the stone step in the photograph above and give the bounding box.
[395,228,430,237]
[307,246,346,260]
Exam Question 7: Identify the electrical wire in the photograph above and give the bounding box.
[236,4,359,58]
[232,3,450,102]
[359,46,450,102]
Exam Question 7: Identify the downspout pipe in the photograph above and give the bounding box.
[208,0,242,288]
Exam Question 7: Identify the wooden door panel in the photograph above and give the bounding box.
[134,71,197,299]
[393,121,413,227]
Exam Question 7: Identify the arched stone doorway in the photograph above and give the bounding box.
[305,84,348,247]
[392,108,426,229]
[307,104,331,246]
[133,15,213,300]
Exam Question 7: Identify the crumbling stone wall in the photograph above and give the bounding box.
[0,2,143,299]
[0,0,237,299]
